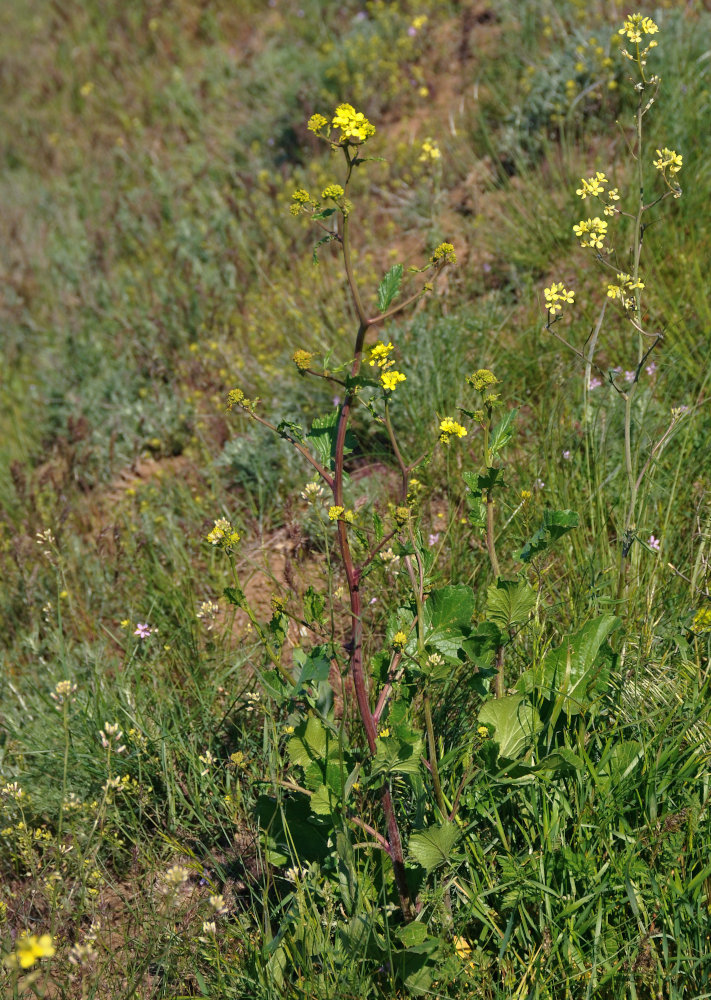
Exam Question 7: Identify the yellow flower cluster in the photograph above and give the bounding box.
[653,147,683,176]
[573,217,608,250]
[226,387,258,412]
[618,13,659,44]
[544,282,575,315]
[606,273,645,309]
[430,242,457,265]
[321,184,344,200]
[392,631,407,650]
[290,188,315,216]
[381,370,406,392]
[307,114,328,133]
[206,518,241,549]
[293,349,313,371]
[369,342,394,367]
[328,505,354,523]
[439,418,467,444]
[4,933,55,970]
[467,369,499,391]
[576,171,608,198]
[419,138,441,162]
[331,103,376,144]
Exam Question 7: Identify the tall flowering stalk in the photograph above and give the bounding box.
[229,103,456,919]
[544,12,683,602]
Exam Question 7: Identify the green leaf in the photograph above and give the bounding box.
[518,509,579,563]
[306,410,356,468]
[377,263,403,312]
[287,715,334,768]
[517,614,621,716]
[303,587,326,626]
[462,467,505,497]
[489,409,517,460]
[409,822,460,872]
[223,584,245,608]
[478,694,542,761]
[312,207,337,220]
[276,419,305,444]
[396,922,430,947]
[371,732,424,778]
[312,232,338,263]
[372,510,384,545]
[486,579,536,630]
[293,646,330,689]
[425,585,476,630]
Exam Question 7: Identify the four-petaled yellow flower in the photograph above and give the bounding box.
[331,103,376,144]
[653,147,682,176]
[439,418,467,444]
[381,370,406,392]
[4,933,56,970]
[572,217,608,250]
[618,13,659,44]
[544,282,575,315]
[576,171,608,198]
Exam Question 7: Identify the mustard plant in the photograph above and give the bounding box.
[543,12,686,603]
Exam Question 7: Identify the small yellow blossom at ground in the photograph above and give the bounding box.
[4,933,55,969]
[419,138,441,162]
[520,490,532,502]
[379,727,391,738]
[307,113,328,133]
[439,418,467,444]
[293,349,312,370]
[543,282,575,315]
[477,725,490,738]
[209,894,229,914]
[573,217,608,250]
[331,103,375,144]
[206,518,240,549]
[618,13,658,44]
[381,370,406,392]
[392,631,407,650]
[430,242,456,265]
[369,342,394,367]
[321,184,344,200]
[79,82,94,97]
[653,147,683,175]
[411,14,428,31]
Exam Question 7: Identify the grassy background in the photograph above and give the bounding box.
[1,1,711,997]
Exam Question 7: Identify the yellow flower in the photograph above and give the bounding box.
[618,13,659,44]
[692,607,711,634]
[439,418,467,443]
[292,349,313,371]
[328,505,344,521]
[543,282,575,315]
[331,103,375,144]
[430,242,456,265]
[381,370,406,392]
[369,342,394,368]
[576,171,608,199]
[392,631,408,650]
[653,147,682,176]
[572,217,608,250]
[79,82,94,97]
[477,726,489,738]
[206,518,240,549]
[379,727,390,738]
[418,138,441,162]
[453,935,472,960]
[4,933,55,970]
[467,369,499,391]
[307,113,328,133]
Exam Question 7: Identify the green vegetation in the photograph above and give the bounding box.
[2,2,711,997]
